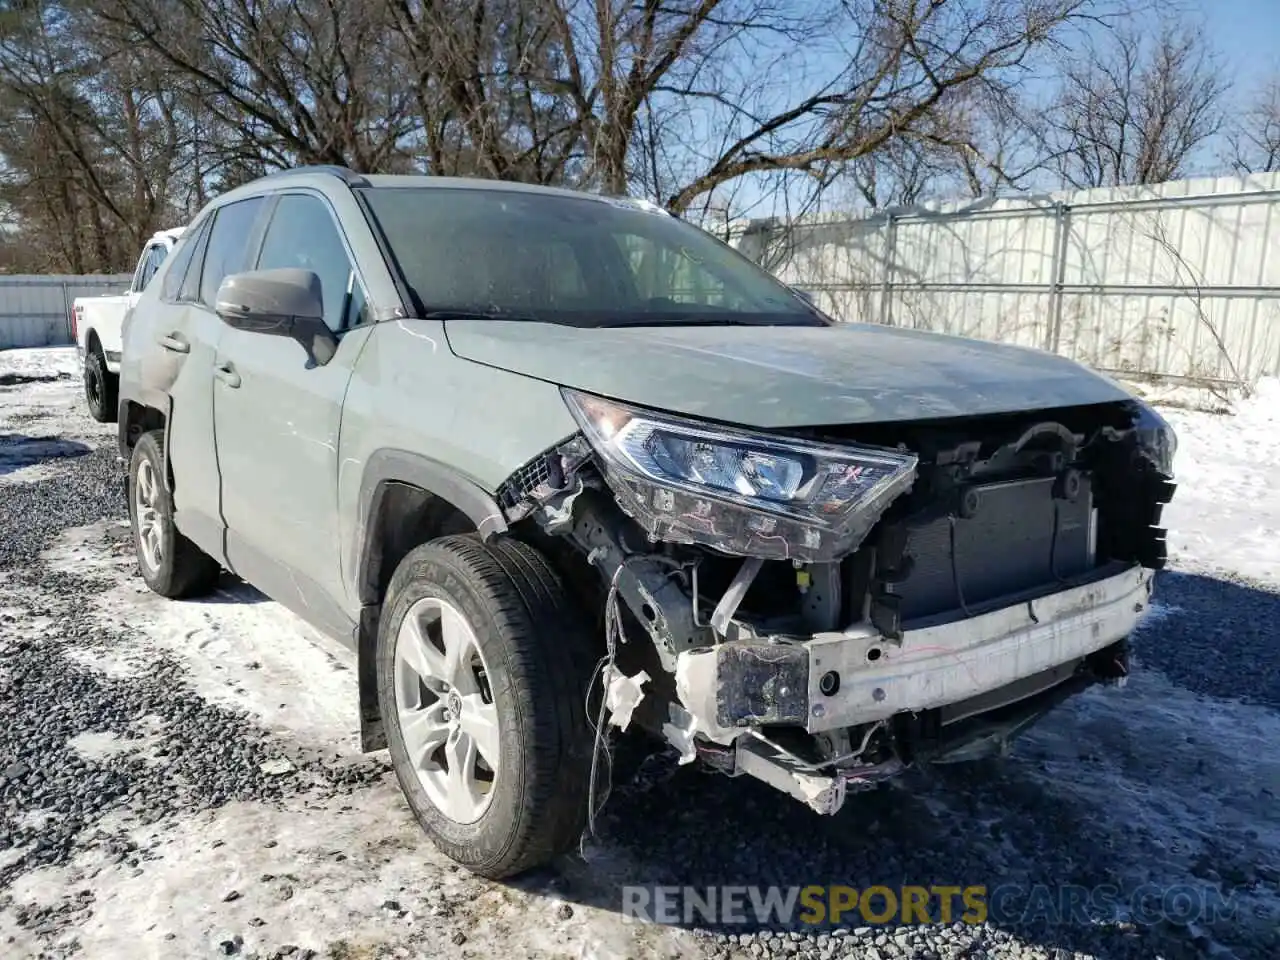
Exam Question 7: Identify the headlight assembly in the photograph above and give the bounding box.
[1131,401,1177,477]
[562,389,917,562]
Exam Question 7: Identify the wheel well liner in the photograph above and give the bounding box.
[354,449,508,607]
[117,399,167,461]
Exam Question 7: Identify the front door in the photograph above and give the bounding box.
[211,192,372,637]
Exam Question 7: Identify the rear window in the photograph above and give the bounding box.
[360,187,820,328]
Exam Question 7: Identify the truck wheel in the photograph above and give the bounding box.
[128,430,221,598]
[376,534,595,879]
[84,348,118,423]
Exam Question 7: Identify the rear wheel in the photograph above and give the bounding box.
[128,430,221,598]
[84,347,117,423]
[376,535,595,879]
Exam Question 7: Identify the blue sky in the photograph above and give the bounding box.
[666,0,1280,217]
[1198,0,1280,94]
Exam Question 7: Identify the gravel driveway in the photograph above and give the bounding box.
[1,348,1276,960]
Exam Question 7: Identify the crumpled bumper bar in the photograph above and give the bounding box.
[678,563,1152,736]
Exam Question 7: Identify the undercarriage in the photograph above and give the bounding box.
[497,398,1176,814]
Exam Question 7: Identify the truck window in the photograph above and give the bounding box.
[133,243,167,293]
[162,220,208,302]
[199,197,266,308]
[254,194,358,332]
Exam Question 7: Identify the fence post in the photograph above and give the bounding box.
[1046,202,1071,354]
[60,280,74,345]
[878,213,897,327]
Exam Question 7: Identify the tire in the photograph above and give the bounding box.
[128,430,221,599]
[84,347,118,423]
[376,534,595,879]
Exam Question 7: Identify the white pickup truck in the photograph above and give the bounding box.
[74,226,185,421]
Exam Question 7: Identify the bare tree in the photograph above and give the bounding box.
[385,0,583,182]
[1229,75,1280,174]
[1048,22,1229,188]
[537,0,1103,215]
[0,1,200,270]
[92,0,421,173]
[3,0,1229,275]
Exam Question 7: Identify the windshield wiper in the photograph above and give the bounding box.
[419,309,543,323]
[596,315,829,328]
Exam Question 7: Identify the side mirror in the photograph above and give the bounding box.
[215,268,338,366]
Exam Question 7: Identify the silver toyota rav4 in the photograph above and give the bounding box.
[117,166,1176,878]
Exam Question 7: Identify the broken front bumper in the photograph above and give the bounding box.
[677,563,1153,738]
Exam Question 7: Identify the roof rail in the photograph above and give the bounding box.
[258,165,370,187]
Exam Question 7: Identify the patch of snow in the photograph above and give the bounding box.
[39,520,135,578]
[61,646,144,679]
[67,716,166,764]
[0,346,81,380]
[43,522,361,752]
[1159,377,1280,589]
[1119,377,1238,414]
[1134,599,1181,627]
[0,348,114,469]
[3,783,697,960]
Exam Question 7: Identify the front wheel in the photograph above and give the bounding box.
[84,348,118,423]
[376,535,595,879]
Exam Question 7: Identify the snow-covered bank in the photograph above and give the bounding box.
[1162,377,1280,588]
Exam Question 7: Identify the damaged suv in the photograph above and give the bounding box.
[117,166,1176,879]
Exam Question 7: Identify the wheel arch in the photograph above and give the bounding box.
[117,396,169,463]
[353,449,510,751]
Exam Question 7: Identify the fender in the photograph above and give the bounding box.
[352,449,510,751]
[352,448,508,606]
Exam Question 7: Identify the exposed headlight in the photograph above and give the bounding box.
[562,389,917,562]
[1132,402,1177,476]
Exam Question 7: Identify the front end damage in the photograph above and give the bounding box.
[495,390,1176,815]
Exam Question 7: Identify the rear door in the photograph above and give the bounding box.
[211,191,374,636]
[157,198,268,558]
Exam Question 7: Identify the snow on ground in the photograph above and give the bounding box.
[0,782,689,960]
[1161,378,1280,587]
[0,347,81,381]
[0,345,104,487]
[42,521,362,750]
[1,346,1278,960]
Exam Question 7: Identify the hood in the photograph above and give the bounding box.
[443,320,1132,428]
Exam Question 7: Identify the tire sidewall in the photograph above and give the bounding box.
[84,351,107,420]
[128,434,180,594]
[376,550,529,865]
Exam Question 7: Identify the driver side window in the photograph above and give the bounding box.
[255,194,360,332]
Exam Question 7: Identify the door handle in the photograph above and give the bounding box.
[214,362,241,389]
[158,333,189,354]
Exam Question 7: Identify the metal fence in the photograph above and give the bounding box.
[0,275,132,351]
[733,173,1280,386]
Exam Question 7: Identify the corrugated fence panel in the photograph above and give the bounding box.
[0,275,132,350]
[733,173,1280,386]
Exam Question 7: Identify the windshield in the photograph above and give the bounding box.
[360,186,823,328]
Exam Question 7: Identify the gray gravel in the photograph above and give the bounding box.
[1138,570,1280,710]
[0,447,389,953]
[1,404,1277,960]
